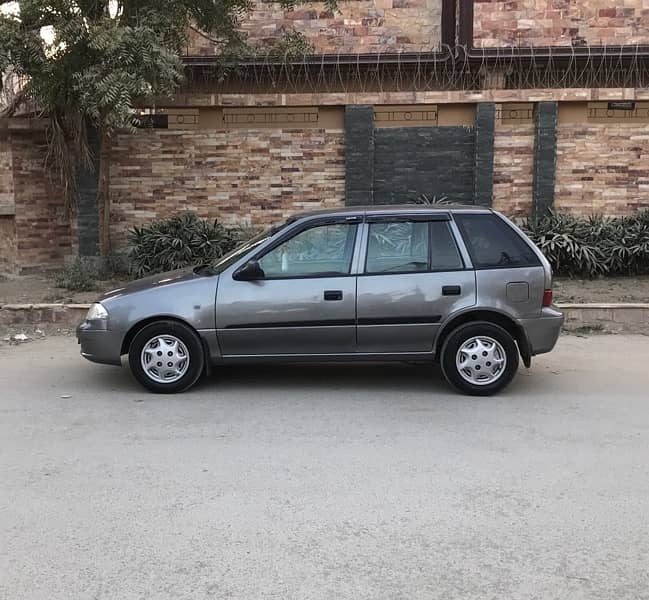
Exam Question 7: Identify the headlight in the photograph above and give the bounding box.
[86,303,108,320]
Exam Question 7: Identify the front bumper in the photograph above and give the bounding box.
[76,321,124,366]
[519,306,565,356]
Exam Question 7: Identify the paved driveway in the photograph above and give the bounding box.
[1,334,648,600]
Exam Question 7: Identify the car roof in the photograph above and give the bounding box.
[292,203,493,220]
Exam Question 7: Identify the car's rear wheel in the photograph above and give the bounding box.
[440,321,519,396]
[128,320,205,393]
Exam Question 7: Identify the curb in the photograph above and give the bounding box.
[559,303,649,333]
[1,302,648,333]
[0,303,91,327]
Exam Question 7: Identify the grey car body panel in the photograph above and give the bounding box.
[356,271,476,352]
[98,268,217,332]
[215,276,357,356]
[77,268,220,365]
[75,323,123,366]
[520,307,564,355]
[76,205,564,369]
[475,267,546,319]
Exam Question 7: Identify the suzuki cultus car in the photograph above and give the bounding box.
[77,205,563,396]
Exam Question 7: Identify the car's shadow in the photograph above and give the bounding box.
[197,362,452,395]
[90,359,536,398]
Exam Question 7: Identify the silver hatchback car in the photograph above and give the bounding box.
[77,205,563,396]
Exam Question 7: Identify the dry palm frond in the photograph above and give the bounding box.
[44,110,94,216]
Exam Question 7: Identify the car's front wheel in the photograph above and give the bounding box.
[440,321,519,396]
[128,320,205,393]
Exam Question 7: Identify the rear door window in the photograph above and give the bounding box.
[430,220,464,271]
[454,213,540,269]
[366,221,429,274]
[365,220,464,274]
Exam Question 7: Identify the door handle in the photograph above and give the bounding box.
[324,290,343,301]
[442,285,461,296]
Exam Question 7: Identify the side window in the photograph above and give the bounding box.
[430,221,464,271]
[455,213,541,269]
[366,222,429,274]
[258,223,357,278]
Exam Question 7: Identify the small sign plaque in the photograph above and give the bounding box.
[607,101,636,111]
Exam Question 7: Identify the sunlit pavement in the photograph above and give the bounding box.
[1,334,648,600]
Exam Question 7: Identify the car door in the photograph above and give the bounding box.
[216,218,360,357]
[356,214,476,353]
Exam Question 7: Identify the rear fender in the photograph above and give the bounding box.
[436,309,532,368]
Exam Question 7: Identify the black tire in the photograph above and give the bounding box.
[440,321,519,396]
[128,320,205,394]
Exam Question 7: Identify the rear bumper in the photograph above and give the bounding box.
[76,322,123,366]
[518,307,564,356]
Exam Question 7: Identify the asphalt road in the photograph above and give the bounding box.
[1,334,648,600]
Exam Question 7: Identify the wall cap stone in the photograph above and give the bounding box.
[0,303,69,310]
[0,303,91,310]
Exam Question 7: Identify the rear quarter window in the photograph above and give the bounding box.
[454,213,541,269]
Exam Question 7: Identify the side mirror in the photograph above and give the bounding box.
[233,259,265,281]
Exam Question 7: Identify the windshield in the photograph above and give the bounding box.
[207,225,282,274]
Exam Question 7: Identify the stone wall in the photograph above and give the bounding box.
[5,101,649,273]
[474,0,649,48]
[0,136,16,272]
[492,121,535,218]
[187,0,442,55]
[170,87,649,109]
[555,123,649,216]
[108,127,346,249]
[373,126,476,204]
[0,217,16,272]
[0,137,14,215]
[11,132,71,272]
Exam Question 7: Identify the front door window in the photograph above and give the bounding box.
[258,223,357,278]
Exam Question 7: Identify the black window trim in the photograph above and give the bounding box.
[362,220,467,277]
[365,212,451,224]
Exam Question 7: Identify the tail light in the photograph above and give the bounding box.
[542,289,553,307]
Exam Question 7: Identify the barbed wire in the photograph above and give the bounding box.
[183,44,649,93]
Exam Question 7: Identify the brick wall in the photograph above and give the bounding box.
[11,132,72,271]
[6,104,649,273]
[492,121,535,218]
[0,217,16,272]
[108,127,346,249]
[0,137,14,215]
[555,123,649,216]
[0,135,16,272]
[188,0,442,55]
[474,0,649,48]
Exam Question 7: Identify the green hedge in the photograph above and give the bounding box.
[522,210,649,278]
[126,210,649,280]
[128,212,255,277]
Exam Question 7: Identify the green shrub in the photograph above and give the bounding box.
[54,255,129,291]
[411,194,451,205]
[102,253,130,278]
[128,212,254,277]
[522,210,649,278]
[54,258,102,291]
